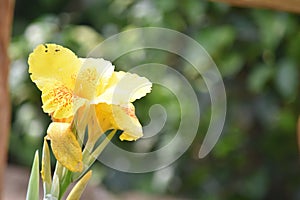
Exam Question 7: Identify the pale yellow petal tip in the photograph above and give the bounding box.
[41,139,51,185]
[93,71,152,105]
[84,170,92,179]
[47,122,83,172]
[119,132,142,141]
[66,170,92,200]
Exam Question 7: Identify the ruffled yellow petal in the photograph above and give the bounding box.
[39,79,86,119]
[92,71,152,105]
[28,43,81,90]
[41,80,74,119]
[74,58,114,100]
[95,103,143,141]
[46,122,83,172]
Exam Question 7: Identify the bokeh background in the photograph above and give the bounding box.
[8,0,300,199]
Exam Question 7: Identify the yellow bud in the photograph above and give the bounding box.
[41,139,52,194]
[47,122,83,172]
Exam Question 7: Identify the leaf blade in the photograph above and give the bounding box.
[26,150,40,200]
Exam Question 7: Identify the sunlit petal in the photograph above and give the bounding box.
[95,103,143,141]
[28,43,81,90]
[39,80,83,119]
[92,71,152,105]
[41,80,74,119]
[74,58,114,100]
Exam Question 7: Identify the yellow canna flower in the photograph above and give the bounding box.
[28,44,113,120]
[28,43,152,142]
[93,71,152,141]
[28,43,152,199]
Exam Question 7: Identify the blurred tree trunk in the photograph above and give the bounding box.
[0,0,14,199]
[211,0,300,13]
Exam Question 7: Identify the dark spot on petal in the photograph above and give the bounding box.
[43,44,48,48]
[55,49,60,52]
[45,50,48,52]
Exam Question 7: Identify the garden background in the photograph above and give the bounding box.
[2,0,300,199]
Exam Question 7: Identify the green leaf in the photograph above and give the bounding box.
[59,169,72,200]
[26,150,40,200]
[89,129,116,165]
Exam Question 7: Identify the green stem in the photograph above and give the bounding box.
[89,129,117,164]
[53,162,63,180]
[72,129,117,181]
[58,169,72,200]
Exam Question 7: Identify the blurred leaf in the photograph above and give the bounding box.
[247,64,273,93]
[63,25,104,56]
[181,0,206,25]
[212,128,244,158]
[25,16,59,49]
[287,32,300,63]
[26,151,40,200]
[278,109,296,132]
[197,26,235,58]
[220,52,243,77]
[239,168,268,199]
[275,60,298,99]
[154,0,176,12]
[252,11,288,50]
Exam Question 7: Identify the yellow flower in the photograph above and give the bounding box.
[28,44,152,170]
[28,44,112,120]
[28,43,151,139]
[92,70,153,141]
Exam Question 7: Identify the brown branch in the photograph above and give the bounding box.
[210,0,300,13]
[0,0,14,199]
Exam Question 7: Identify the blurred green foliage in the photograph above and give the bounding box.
[9,0,300,199]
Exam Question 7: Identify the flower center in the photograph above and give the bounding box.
[41,82,75,119]
[53,85,73,107]
[122,106,136,118]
